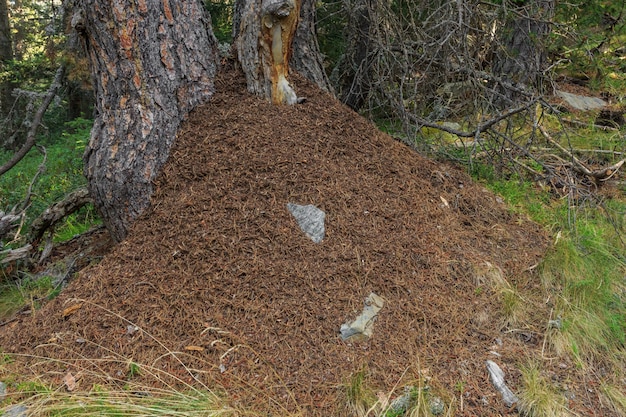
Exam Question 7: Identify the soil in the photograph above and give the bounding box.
[0,71,614,416]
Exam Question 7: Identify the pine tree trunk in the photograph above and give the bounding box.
[492,0,554,104]
[0,0,13,118]
[76,0,219,242]
[330,0,377,112]
[290,0,332,92]
[234,0,301,104]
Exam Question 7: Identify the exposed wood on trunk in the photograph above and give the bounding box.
[77,0,219,241]
[235,0,300,104]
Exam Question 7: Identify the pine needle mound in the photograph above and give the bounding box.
[1,71,551,416]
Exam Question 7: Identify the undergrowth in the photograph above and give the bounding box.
[485,175,626,414]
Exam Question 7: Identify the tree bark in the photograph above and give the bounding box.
[492,0,554,104]
[234,0,301,104]
[77,0,219,242]
[0,0,13,117]
[290,0,332,92]
[330,0,377,112]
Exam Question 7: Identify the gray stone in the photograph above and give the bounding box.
[441,121,462,131]
[486,360,519,407]
[429,396,445,415]
[0,381,6,401]
[389,385,414,412]
[340,293,384,340]
[556,91,607,111]
[287,203,325,243]
[3,405,28,417]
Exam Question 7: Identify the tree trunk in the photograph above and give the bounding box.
[330,0,377,112]
[76,0,219,242]
[0,0,13,117]
[492,0,554,104]
[290,0,332,92]
[234,0,301,104]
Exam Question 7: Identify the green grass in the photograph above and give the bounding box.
[342,367,451,417]
[1,384,236,417]
[0,275,57,320]
[1,117,100,254]
[489,176,626,353]
[517,363,570,417]
[484,171,625,414]
[0,118,92,230]
[53,205,102,243]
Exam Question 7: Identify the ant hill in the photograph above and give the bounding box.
[1,70,551,416]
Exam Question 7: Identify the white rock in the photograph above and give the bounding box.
[485,360,519,407]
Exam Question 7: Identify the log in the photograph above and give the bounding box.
[29,187,93,244]
[0,211,20,239]
[0,244,32,264]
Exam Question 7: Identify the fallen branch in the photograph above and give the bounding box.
[29,187,93,244]
[407,99,539,138]
[538,125,625,181]
[0,212,21,240]
[561,118,619,132]
[0,244,32,264]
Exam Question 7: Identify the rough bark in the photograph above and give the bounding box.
[290,0,332,92]
[0,0,13,117]
[76,0,219,242]
[235,0,300,104]
[330,0,377,112]
[492,0,554,104]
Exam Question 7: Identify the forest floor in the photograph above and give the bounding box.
[0,70,617,416]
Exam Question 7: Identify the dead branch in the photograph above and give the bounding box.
[407,99,539,138]
[561,118,619,132]
[1,187,93,264]
[29,187,92,244]
[0,212,20,239]
[0,244,32,264]
[538,125,626,181]
[0,65,65,176]
[0,145,47,244]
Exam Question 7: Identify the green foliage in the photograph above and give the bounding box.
[485,177,553,224]
[0,118,92,230]
[0,275,56,320]
[542,218,626,360]
[551,1,626,95]
[345,368,376,416]
[485,170,625,378]
[316,0,348,72]
[127,361,141,379]
[205,0,234,43]
[53,206,100,243]
[0,1,65,89]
